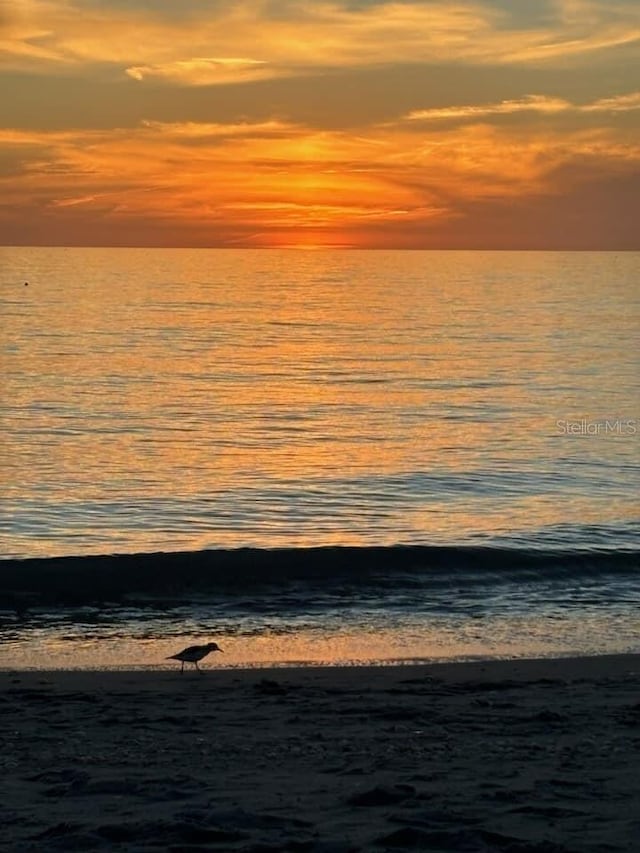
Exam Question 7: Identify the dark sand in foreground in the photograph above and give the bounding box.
[2,655,639,852]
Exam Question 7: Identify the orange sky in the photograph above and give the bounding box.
[1,0,639,248]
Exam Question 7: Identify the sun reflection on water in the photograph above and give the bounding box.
[2,611,638,671]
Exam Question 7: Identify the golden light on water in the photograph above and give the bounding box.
[2,612,638,671]
[3,247,637,558]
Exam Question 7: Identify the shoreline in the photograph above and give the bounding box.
[4,653,639,851]
[3,650,640,678]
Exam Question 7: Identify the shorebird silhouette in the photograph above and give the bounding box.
[167,642,223,673]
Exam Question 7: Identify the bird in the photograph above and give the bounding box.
[167,642,223,673]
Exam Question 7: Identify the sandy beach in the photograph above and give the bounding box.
[2,654,639,852]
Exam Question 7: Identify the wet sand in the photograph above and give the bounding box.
[2,654,639,852]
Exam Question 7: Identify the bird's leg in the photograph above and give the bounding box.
[196,660,202,674]
[181,661,184,674]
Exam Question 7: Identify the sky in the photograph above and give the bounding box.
[1,0,639,249]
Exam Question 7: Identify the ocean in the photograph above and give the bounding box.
[1,247,638,668]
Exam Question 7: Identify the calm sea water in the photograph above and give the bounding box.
[0,247,638,668]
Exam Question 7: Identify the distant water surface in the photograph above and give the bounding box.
[1,248,638,558]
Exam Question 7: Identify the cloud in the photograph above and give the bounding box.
[2,0,639,81]
[585,92,640,112]
[2,115,638,242]
[2,119,638,248]
[146,118,293,134]
[126,57,271,86]
[407,95,571,122]
[405,91,640,122]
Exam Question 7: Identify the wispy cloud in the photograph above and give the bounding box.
[126,57,271,86]
[2,0,639,81]
[406,91,640,122]
[585,91,640,112]
[139,120,296,139]
[407,95,571,122]
[2,116,638,241]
